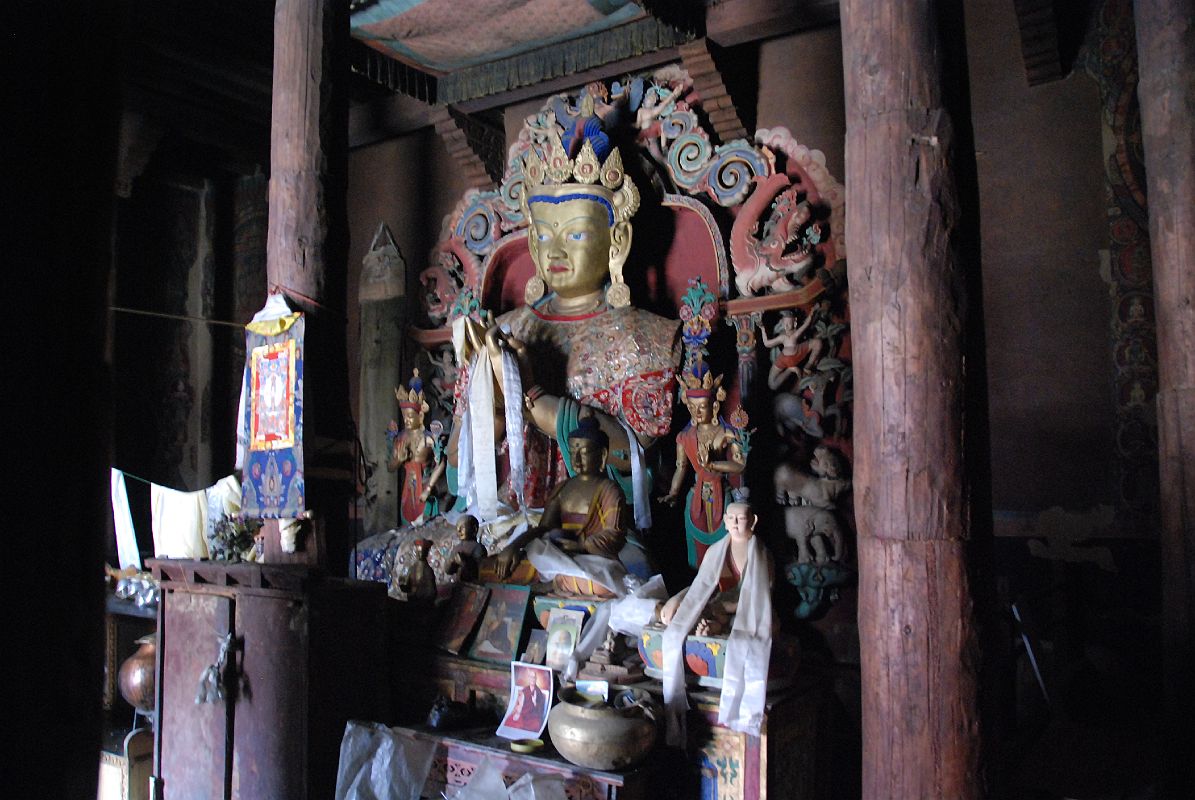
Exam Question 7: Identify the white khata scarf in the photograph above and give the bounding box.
[662,533,772,745]
[458,333,526,523]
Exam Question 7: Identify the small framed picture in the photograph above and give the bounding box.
[468,584,531,664]
[435,583,490,655]
[521,628,548,665]
[497,661,554,740]
[545,607,585,671]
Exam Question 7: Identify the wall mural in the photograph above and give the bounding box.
[1083,0,1159,534]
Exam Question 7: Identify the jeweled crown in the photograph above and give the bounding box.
[521,130,640,224]
[680,360,726,401]
[396,369,426,410]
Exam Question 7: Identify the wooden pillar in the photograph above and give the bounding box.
[840,2,981,797]
[13,0,121,794]
[268,0,338,304]
[1133,0,1195,790]
[266,0,352,567]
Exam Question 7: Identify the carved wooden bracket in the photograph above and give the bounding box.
[678,38,748,144]
[1012,0,1063,85]
[115,111,163,198]
[430,106,504,189]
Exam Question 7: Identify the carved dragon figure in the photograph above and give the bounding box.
[730,173,821,297]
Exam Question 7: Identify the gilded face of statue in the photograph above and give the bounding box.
[528,196,612,298]
[400,405,423,431]
[456,516,479,541]
[687,396,714,425]
[568,436,606,476]
[724,503,756,541]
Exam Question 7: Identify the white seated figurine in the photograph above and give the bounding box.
[660,502,774,745]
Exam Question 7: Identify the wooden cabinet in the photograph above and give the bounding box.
[150,561,388,800]
[687,678,830,800]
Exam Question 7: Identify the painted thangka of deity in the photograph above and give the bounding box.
[241,310,305,518]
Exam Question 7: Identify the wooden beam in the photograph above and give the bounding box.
[349,93,434,149]
[707,0,840,47]
[1133,0,1195,792]
[841,0,981,795]
[678,39,748,143]
[1011,0,1063,86]
[267,0,352,567]
[429,106,503,188]
[452,47,681,115]
[268,0,337,304]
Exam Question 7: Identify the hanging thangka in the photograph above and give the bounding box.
[240,310,305,517]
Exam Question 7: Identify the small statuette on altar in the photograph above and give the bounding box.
[445,514,486,583]
[397,539,437,603]
[577,629,645,685]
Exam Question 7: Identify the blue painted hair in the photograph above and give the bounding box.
[528,192,615,227]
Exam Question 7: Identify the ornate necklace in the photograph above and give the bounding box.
[546,293,604,316]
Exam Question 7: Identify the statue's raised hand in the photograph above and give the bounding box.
[483,326,534,389]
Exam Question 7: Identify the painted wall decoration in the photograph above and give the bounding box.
[1083,0,1159,533]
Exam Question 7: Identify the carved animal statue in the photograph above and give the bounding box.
[730,173,819,297]
[774,447,851,564]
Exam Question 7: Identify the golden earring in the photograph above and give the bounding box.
[524,275,546,304]
[606,279,631,309]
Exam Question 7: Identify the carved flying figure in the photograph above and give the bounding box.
[731,173,819,297]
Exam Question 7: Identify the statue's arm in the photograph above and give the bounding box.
[524,393,638,473]
[386,437,403,472]
[422,438,447,501]
[659,439,689,504]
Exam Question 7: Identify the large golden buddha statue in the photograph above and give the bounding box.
[451,127,681,523]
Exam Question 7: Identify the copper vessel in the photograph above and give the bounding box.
[118,633,156,713]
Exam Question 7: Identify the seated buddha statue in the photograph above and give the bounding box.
[485,417,627,598]
[448,125,681,525]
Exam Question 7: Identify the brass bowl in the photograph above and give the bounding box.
[547,686,657,771]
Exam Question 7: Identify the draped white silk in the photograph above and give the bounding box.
[620,420,651,530]
[499,347,526,511]
[661,534,772,745]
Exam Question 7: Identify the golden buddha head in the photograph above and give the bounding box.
[456,514,479,542]
[566,416,609,476]
[522,129,639,305]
